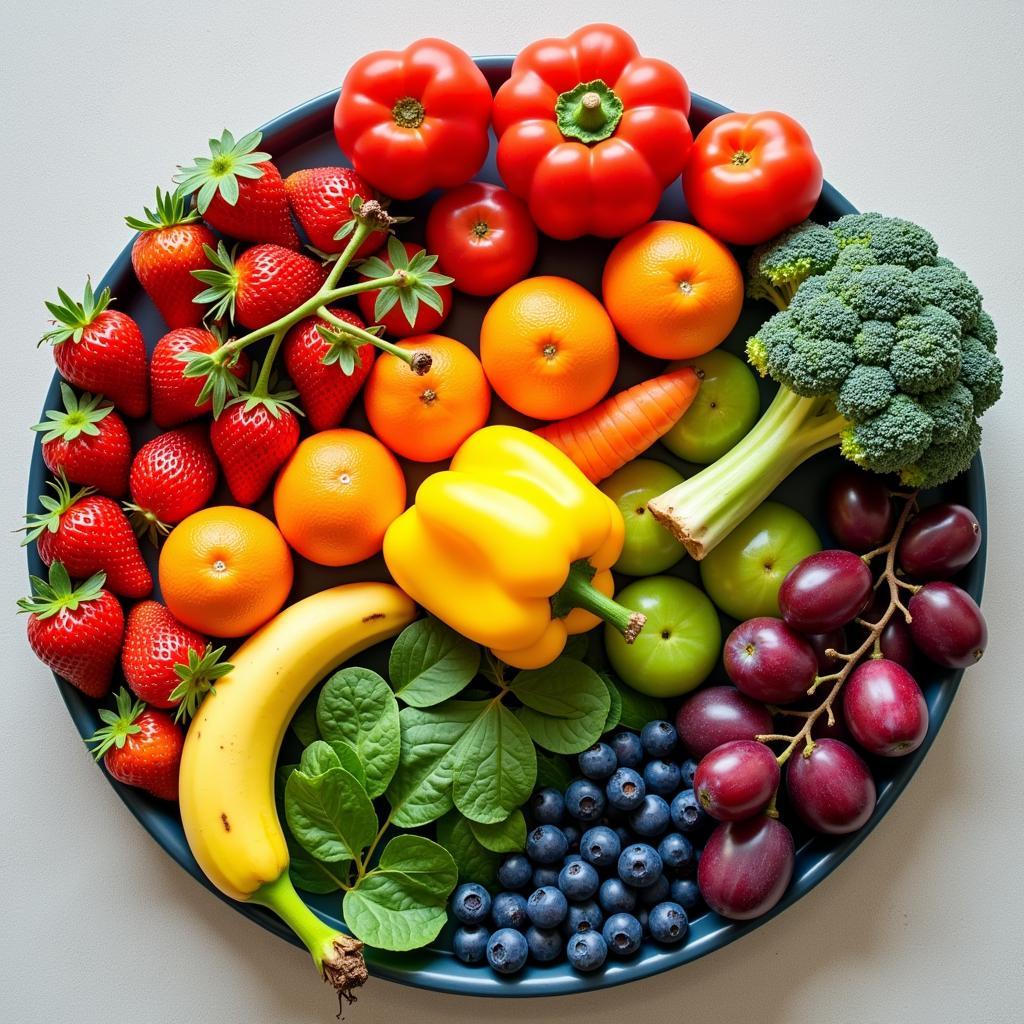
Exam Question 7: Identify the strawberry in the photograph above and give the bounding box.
[283,166,386,256]
[357,238,453,338]
[282,308,376,431]
[150,327,251,426]
[42,281,149,418]
[125,187,216,328]
[125,425,218,543]
[32,383,131,496]
[87,687,184,801]
[24,475,152,599]
[121,601,231,719]
[174,129,299,249]
[193,241,326,331]
[19,563,124,699]
[210,387,301,504]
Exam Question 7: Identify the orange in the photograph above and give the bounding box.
[273,429,406,566]
[364,334,490,463]
[479,275,618,420]
[602,221,744,359]
[158,506,293,638]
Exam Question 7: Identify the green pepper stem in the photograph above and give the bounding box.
[552,560,645,643]
[252,872,367,1001]
[575,91,606,132]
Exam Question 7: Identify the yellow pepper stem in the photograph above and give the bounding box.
[551,560,646,643]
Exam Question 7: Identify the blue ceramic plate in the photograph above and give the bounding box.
[26,55,987,997]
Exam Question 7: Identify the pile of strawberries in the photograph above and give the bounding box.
[22,130,396,800]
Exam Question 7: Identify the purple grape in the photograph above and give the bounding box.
[786,738,876,834]
[879,617,915,668]
[898,503,981,580]
[826,471,895,552]
[693,740,780,822]
[674,686,773,760]
[779,550,874,634]
[842,659,928,757]
[723,617,818,704]
[908,582,987,668]
[697,815,795,920]
[804,629,847,674]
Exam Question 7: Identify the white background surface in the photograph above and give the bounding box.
[2,2,1022,1021]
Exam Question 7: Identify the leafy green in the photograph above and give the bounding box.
[317,667,400,797]
[299,740,342,777]
[287,834,348,895]
[290,691,320,747]
[535,748,574,791]
[389,617,480,708]
[512,658,610,754]
[469,810,526,853]
[613,675,669,731]
[326,739,366,789]
[436,811,500,887]
[284,766,376,864]
[600,673,623,734]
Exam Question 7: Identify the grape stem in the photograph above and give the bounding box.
[755,490,920,766]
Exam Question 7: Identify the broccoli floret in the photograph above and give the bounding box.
[747,221,840,309]
[746,313,800,380]
[889,306,962,394]
[832,245,879,273]
[852,320,898,366]
[831,212,939,268]
[788,287,861,342]
[784,337,856,396]
[839,394,933,474]
[835,365,896,420]
[828,263,924,322]
[900,421,982,489]
[917,382,975,444]
[974,310,997,352]
[958,335,1004,414]
[912,259,982,332]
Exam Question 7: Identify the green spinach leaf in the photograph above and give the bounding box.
[290,692,320,747]
[535,748,573,791]
[284,766,376,863]
[512,658,610,754]
[436,810,500,887]
[388,617,481,708]
[600,672,623,734]
[287,834,348,895]
[469,810,526,853]
[613,674,669,731]
[299,740,341,777]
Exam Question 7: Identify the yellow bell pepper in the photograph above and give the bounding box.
[383,426,646,669]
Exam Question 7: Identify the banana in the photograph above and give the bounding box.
[178,581,416,995]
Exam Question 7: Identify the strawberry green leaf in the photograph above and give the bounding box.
[168,644,233,722]
[174,129,271,214]
[40,279,113,346]
[86,687,144,760]
[125,187,200,232]
[21,473,94,545]
[374,287,402,322]
[17,562,107,620]
[31,384,113,443]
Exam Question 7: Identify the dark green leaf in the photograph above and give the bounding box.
[511,658,610,754]
[600,672,623,734]
[535,748,574,791]
[299,740,341,777]
[327,739,366,789]
[388,617,480,708]
[469,810,526,854]
[290,692,320,747]
[436,811,500,887]
[284,766,376,863]
[613,675,669,731]
[287,834,348,894]
[563,633,590,661]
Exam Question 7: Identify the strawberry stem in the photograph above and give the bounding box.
[316,307,431,374]
[251,326,289,398]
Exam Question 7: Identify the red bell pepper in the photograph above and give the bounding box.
[334,38,493,201]
[492,24,692,240]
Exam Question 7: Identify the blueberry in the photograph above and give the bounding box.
[558,859,600,901]
[648,901,689,944]
[491,891,529,931]
[636,908,650,934]
[669,878,703,912]
[643,759,681,797]
[609,730,644,769]
[639,873,671,907]
[640,720,678,758]
[629,794,671,837]
[526,925,562,963]
[562,824,581,850]
[450,882,492,925]
[526,824,569,865]
[564,852,584,864]
[578,742,617,780]
[670,789,710,835]
[606,767,646,811]
[530,787,565,825]
[602,912,643,956]
[527,885,568,928]
[579,825,622,868]
[532,866,560,889]
[680,758,699,789]
[598,877,637,915]
[564,899,603,935]
[658,833,696,874]
[617,843,663,888]
[453,925,490,964]
[613,825,633,848]
[487,927,529,973]
[566,929,608,972]
[564,779,606,822]
[497,854,532,890]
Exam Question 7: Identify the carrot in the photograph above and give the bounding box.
[536,367,701,482]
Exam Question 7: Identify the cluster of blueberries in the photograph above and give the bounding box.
[449,720,711,975]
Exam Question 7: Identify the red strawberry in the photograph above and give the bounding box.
[24,475,152,599]
[357,239,453,338]
[210,389,301,504]
[121,601,232,718]
[126,187,217,328]
[282,308,376,431]
[32,383,131,496]
[87,687,184,801]
[193,241,327,331]
[283,166,386,256]
[19,563,124,699]
[174,129,298,249]
[150,327,251,426]
[43,281,149,418]
[125,425,218,543]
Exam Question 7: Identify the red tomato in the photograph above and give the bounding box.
[425,183,539,297]
[682,111,823,245]
[357,241,453,338]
